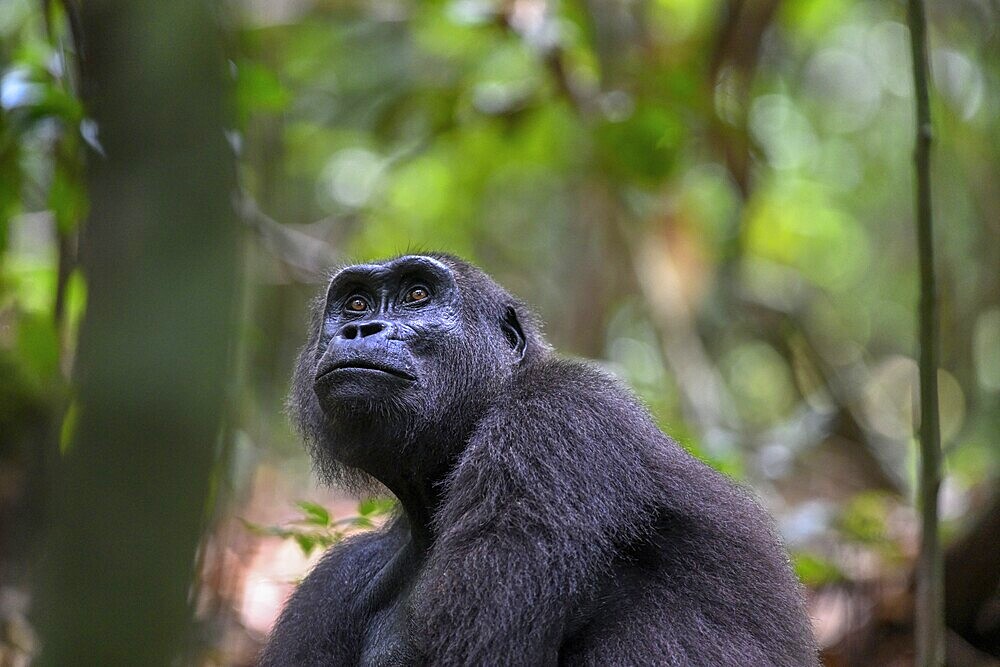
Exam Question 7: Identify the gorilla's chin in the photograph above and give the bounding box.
[314,367,416,405]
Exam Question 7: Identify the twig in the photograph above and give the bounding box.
[236,194,342,282]
[497,2,597,116]
[621,223,742,454]
[906,0,944,664]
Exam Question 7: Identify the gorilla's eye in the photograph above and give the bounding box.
[404,286,430,304]
[345,296,369,313]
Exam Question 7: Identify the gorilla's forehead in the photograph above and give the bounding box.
[328,254,455,288]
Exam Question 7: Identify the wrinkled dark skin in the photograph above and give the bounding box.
[260,254,818,666]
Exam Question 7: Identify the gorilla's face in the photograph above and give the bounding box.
[312,255,463,415]
[295,254,536,483]
[288,255,548,484]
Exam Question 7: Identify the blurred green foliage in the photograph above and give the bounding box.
[1,0,999,659]
[243,497,397,558]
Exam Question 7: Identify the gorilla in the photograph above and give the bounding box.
[260,253,817,666]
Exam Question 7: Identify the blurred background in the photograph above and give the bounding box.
[1,0,998,664]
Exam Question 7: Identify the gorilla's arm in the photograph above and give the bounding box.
[259,526,404,666]
[409,362,664,664]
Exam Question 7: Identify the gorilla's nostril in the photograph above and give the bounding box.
[358,322,385,337]
[338,321,385,340]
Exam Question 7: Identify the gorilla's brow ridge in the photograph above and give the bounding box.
[328,255,454,291]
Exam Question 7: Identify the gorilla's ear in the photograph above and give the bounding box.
[500,306,527,362]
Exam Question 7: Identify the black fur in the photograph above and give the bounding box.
[261,254,817,666]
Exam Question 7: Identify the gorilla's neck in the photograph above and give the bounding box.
[331,414,468,552]
[375,464,442,552]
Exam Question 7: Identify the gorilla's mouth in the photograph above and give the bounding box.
[318,360,416,382]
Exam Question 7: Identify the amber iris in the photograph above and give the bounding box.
[405,287,429,303]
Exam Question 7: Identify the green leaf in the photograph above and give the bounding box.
[236,61,291,123]
[358,497,396,517]
[49,159,87,234]
[596,104,681,184]
[296,500,331,526]
[0,136,21,248]
[16,312,59,385]
[838,491,891,544]
[294,533,318,556]
[792,551,843,587]
[59,400,79,454]
[29,85,84,123]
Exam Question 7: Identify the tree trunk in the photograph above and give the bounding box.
[34,1,241,663]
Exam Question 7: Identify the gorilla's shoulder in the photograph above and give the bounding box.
[511,357,640,410]
[499,357,664,442]
[470,357,669,474]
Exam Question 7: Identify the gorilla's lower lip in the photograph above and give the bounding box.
[317,361,416,382]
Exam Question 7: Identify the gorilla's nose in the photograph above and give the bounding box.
[319,319,414,384]
[337,321,388,341]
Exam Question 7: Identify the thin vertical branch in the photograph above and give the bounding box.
[906,0,944,665]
